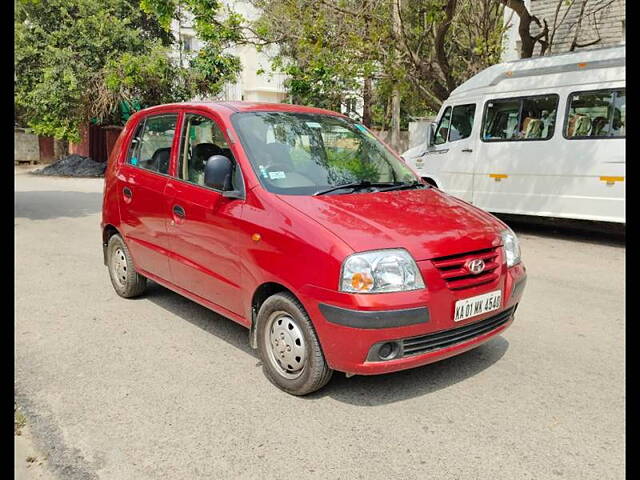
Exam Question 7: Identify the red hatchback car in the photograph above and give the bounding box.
[101,102,527,395]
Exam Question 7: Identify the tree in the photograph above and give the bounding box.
[501,0,617,58]
[140,0,243,94]
[14,0,240,142]
[248,0,505,148]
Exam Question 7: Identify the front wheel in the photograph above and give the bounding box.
[257,293,333,395]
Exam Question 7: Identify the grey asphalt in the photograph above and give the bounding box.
[15,167,625,479]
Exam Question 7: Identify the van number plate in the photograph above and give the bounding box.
[453,290,502,322]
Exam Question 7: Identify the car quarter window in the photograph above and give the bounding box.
[482,94,558,141]
[565,88,625,139]
[126,114,177,174]
[177,114,241,190]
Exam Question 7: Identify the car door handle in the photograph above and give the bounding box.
[461,148,473,153]
[173,205,186,218]
[123,187,132,199]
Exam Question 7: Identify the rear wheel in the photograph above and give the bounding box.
[107,234,147,298]
[257,292,333,395]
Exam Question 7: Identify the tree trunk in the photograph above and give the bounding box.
[390,0,401,151]
[499,0,548,58]
[362,76,372,128]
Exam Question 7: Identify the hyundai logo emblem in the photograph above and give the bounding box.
[466,258,485,275]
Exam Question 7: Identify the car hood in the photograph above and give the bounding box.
[277,188,505,261]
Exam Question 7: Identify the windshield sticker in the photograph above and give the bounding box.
[258,165,269,178]
[355,124,368,133]
[130,157,138,166]
[305,122,322,128]
[268,171,286,180]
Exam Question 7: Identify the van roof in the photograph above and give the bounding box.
[450,44,625,98]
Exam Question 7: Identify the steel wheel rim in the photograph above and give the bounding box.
[111,247,128,288]
[266,312,306,380]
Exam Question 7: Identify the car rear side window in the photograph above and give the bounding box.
[126,114,177,174]
[482,94,558,141]
[565,89,625,139]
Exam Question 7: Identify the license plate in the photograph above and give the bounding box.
[453,290,502,322]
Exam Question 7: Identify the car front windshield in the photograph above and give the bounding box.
[232,112,417,195]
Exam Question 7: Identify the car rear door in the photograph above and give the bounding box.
[116,113,179,281]
[164,110,245,316]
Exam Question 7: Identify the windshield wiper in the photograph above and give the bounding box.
[376,181,428,193]
[313,181,393,196]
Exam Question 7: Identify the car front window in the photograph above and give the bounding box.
[231,112,417,195]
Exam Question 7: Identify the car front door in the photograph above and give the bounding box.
[164,111,245,316]
[422,103,478,202]
[116,113,178,281]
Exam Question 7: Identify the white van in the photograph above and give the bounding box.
[402,45,625,223]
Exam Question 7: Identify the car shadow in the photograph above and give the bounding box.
[312,337,509,406]
[143,281,258,359]
[142,281,509,405]
[14,191,102,220]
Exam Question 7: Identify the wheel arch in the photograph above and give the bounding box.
[249,282,299,349]
[102,224,121,265]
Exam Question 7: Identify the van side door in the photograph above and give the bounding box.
[164,111,245,316]
[116,113,178,281]
[422,103,478,202]
[473,93,563,216]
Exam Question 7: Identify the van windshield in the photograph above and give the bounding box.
[232,112,417,195]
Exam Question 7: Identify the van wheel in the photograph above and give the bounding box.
[107,234,147,298]
[257,292,333,395]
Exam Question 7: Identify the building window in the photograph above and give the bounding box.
[182,35,194,52]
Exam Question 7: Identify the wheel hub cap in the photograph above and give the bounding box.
[268,314,306,379]
[112,247,128,287]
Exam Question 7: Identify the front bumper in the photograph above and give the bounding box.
[299,262,526,375]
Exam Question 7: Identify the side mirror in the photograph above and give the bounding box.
[204,155,233,191]
[426,122,436,148]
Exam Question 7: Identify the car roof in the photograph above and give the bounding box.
[137,101,347,118]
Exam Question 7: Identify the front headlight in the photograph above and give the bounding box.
[340,249,426,293]
[501,229,521,267]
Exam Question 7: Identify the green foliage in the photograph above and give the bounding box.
[250,0,505,129]
[15,0,240,141]
[140,0,242,95]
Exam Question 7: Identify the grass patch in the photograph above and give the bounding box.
[15,403,27,435]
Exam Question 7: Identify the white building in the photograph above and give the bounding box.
[501,0,625,61]
[170,0,287,103]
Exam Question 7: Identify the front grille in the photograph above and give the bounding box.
[432,247,501,290]
[401,307,514,357]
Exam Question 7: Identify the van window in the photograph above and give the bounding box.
[482,94,558,141]
[177,113,240,190]
[449,104,476,142]
[127,114,177,174]
[434,107,452,145]
[565,89,625,138]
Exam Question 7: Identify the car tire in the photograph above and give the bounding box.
[106,234,147,298]
[257,292,333,395]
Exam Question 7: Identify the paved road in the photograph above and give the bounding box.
[15,167,625,479]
